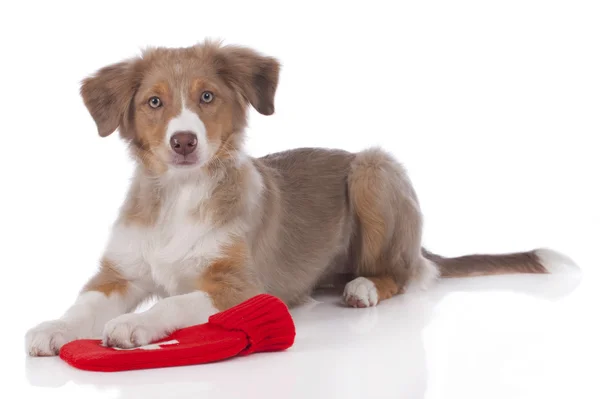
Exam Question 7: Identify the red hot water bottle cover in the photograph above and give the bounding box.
[59,294,296,372]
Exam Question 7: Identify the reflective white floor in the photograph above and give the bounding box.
[14,260,598,399]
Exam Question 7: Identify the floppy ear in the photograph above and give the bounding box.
[80,59,140,137]
[216,46,280,115]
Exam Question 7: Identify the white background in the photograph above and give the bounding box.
[1,1,598,398]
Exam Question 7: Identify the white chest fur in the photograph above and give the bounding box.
[104,180,237,296]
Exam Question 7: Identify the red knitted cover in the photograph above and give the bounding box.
[59,294,295,372]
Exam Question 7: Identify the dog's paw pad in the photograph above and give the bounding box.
[343,277,379,308]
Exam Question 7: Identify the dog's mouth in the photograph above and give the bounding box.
[170,153,200,167]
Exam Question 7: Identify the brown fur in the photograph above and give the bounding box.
[349,157,389,268]
[119,172,163,226]
[423,249,548,277]
[198,240,262,310]
[367,276,400,301]
[80,60,142,138]
[79,41,565,311]
[82,258,129,296]
[192,161,255,226]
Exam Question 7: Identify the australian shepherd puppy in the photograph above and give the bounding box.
[26,40,576,356]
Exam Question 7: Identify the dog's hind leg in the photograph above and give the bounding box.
[344,148,439,308]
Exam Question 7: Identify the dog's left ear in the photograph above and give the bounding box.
[80,59,140,137]
[215,46,280,116]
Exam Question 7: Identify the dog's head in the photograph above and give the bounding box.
[80,40,279,173]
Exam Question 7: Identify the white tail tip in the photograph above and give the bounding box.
[535,248,580,274]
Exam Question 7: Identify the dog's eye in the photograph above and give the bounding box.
[200,91,214,104]
[148,96,162,108]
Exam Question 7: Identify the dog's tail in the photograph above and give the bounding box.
[422,247,578,278]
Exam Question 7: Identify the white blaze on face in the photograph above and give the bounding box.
[165,94,209,162]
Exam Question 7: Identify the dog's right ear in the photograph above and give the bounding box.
[80,59,140,137]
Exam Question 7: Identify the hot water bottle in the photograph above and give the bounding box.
[59,294,296,372]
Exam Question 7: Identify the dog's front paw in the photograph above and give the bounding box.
[103,313,168,349]
[25,320,77,356]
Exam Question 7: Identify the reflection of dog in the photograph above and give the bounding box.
[24,40,578,357]
[26,275,580,397]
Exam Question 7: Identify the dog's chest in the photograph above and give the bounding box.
[107,184,232,295]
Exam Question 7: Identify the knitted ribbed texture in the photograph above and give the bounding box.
[59,294,295,372]
[208,293,296,355]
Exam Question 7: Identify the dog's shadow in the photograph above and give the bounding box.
[25,271,581,399]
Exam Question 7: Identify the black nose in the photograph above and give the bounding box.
[170,131,198,156]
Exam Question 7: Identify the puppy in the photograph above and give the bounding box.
[25,40,576,356]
